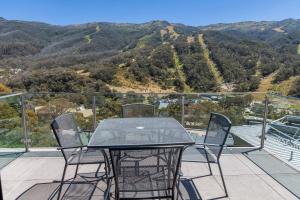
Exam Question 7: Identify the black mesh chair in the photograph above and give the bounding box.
[51,113,109,200]
[109,146,184,200]
[0,172,3,200]
[122,103,155,118]
[182,113,232,197]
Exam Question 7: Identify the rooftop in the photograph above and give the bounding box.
[0,92,300,199]
[0,148,299,200]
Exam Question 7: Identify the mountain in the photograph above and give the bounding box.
[0,18,299,96]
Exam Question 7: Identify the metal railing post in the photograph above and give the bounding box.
[260,95,269,149]
[181,95,185,127]
[92,96,97,131]
[21,95,29,152]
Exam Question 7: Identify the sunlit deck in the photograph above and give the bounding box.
[1,148,299,200]
[1,92,300,199]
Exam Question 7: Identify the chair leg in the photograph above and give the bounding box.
[176,179,183,200]
[172,188,175,200]
[204,150,212,175]
[104,176,112,200]
[104,162,109,184]
[115,189,119,200]
[95,163,102,177]
[57,163,68,200]
[74,163,80,179]
[217,162,228,197]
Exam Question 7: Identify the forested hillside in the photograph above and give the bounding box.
[0,18,300,96]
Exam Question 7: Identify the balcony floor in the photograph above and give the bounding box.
[1,149,299,200]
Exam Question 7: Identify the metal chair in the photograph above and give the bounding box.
[51,113,109,200]
[0,172,3,200]
[109,146,184,200]
[122,103,155,118]
[182,113,232,197]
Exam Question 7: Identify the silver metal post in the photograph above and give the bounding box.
[21,95,29,152]
[181,95,185,127]
[92,96,97,131]
[260,95,269,149]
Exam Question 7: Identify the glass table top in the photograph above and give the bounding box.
[88,117,195,148]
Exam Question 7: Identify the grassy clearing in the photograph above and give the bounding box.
[84,25,100,44]
[76,69,90,77]
[273,27,285,33]
[136,34,153,48]
[160,29,167,38]
[255,73,298,101]
[84,35,92,44]
[0,83,12,93]
[166,26,179,40]
[186,36,195,43]
[110,66,175,93]
[271,76,299,96]
[173,50,192,92]
[256,72,276,93]
[255,59,262,77]
[290,104,300,111]
[198,34,224,86]
[96,25,100,32]
[255,71,277,101]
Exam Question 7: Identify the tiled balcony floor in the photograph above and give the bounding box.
[1,149,299,200]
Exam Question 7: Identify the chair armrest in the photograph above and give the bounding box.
[57,145,87,150]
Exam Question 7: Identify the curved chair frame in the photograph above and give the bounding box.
[182,112,232,197]
[51,113,109,200]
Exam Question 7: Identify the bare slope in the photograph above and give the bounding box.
[198,34,224,87]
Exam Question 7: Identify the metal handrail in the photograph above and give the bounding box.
[0,93,23,99]
[15,91,268,95]
[1,91,299,99]
[1,91,299,151]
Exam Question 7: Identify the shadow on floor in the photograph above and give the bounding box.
[16,179,205,200]
[16,181,101,200]
[179,179,202,200]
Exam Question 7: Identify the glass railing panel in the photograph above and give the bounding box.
[24,93,94,147]
[20,92,270,148]
[0,94,24,148]
[184,93,266,147]
[154,93,182,122]
[95,92,183,122]
[95,93,122,120]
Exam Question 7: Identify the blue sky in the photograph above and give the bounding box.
[1,0,300,26]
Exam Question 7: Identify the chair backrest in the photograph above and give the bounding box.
[204,113,232,160]
[109,146,184,198]
[50,113,83,161]
[122,103,155,118]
